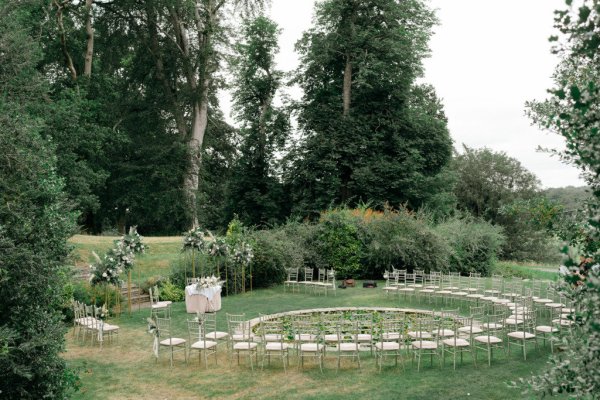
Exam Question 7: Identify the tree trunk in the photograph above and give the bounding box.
[343,53,352,116]
[84,0,94,77]
[54,0,77,81]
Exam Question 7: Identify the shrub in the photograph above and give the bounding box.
[247,228,303,288]
[316,211,363,279]
[158,280,185,302]
[435,216,505,276]
[358,208,451,278]
[139,275,168,294]
[71,282,123,310]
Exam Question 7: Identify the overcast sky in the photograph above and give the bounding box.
[224,0,586,189]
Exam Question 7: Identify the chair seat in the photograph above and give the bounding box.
[355,334,372,341]
[535,325,558,333]
[294,333,316,341]
[492,298,510,304]
[481,296,498,301]
[434,329,454,337]
[233,342,258,350]
[443,338,470,347]
[552,319,574,327]
[191,340,217,349]
[160,338,186,346]
[383,286,399,291]
[152,302,171,309]
[481,322,503,329]
[507,331,536,339]
[474,335,502,344]
[435,290,452,294]
[381,332,401,340]
[466,294,484,298]
[205,331,228,340]
[284,280,298,284]
[339,343,360,351]
[264,334,283,341]
[375,341,400,350]
[324,334,338,342]
[458,326,483,334]
[265,342,290,351]
[398,288,415,292]
[103,324,119,331]
[299,281,313,285]
[407,284,423,288]
[504,318,523,325]
[533,298,552,304]
[445,286,460,290]
[545,303,564,308]
[412,340,438,349]
[452,291,468,296]
[408,331,432,339]
[299,343,323,352]
[419,289,435,293]
[424,285,440,290]
[484,290,500,294]
[232,334,254,341]
[465,288,479,292]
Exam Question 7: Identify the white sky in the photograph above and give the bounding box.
[222,0,586,188]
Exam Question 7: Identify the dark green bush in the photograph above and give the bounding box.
[435,216,505,276]
[247,228,303,288]
[357,208,451,278]
[316,211,363,279]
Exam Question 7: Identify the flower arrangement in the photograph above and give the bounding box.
[232,241,253,266]
[207,237,229,257]
[182,227,213,252]
[195,275,224,290]
[90,226,146,286]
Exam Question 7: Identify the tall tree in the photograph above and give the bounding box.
[139,0,266,228]
[0,2,77,397]
[288,0,452,217]
[227,16,289,227]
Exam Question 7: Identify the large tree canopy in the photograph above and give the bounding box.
[287,0,453,217]
[0,2,77,397]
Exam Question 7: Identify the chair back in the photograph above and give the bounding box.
[303,267,314,282]
[226,313,251,340]
[287,268,299,282]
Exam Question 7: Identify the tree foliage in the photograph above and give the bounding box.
[522,0,600,397]
[0,3,78,397]
[287,0,453,217]
[227,16,290,227]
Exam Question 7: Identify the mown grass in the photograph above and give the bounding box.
[492,261,559,281]
[65,287,559,400]
[65,235,562,400]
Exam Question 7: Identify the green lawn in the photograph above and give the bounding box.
[65,286,558,400]
[65,235,560,400]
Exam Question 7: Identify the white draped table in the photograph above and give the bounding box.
[185,284,222,313]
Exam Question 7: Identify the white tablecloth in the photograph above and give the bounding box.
[185,285,222,313]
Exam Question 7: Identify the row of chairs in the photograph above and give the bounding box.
[284,267,336,296]
[151,303,574,371]
[383,270,572,318]
[72,300,119,347]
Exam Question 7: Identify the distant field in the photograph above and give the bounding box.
[69,235,183,284]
